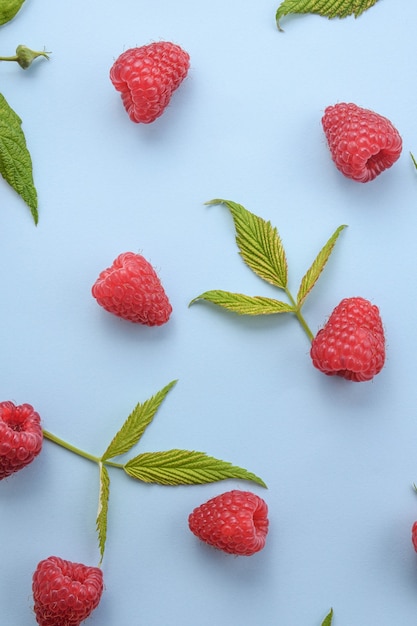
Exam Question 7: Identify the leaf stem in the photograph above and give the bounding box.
[42,429,123,469]
[285,289,314,342]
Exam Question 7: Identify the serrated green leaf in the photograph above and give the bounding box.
[0,93,38,223]
[276,0,379,30]
[96,462,110,563]
[207,199,288,289]
[0,0,26,26]
[321,608,334,626]
[296,225,347,309]
[101,380,178,461]
[190,289,294,315]
[124,449,267,487]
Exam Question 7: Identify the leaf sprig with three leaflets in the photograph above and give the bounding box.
[42,380,266,564]
[190,199,346,343]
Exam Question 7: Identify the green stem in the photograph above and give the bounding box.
[0,55,19,62]
[285,289,315,342]
[42,429,123,469]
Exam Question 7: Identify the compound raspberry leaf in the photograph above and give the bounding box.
[0,0,26,26]
[321,608,334,626]
[296,225,347,309]
[123,449,267,487]
[207,199,288,289]
[96,463,110,563]
[190,290,294,315]
[0,92,38,223]
[101,380,177,461]
[276,0,380,31]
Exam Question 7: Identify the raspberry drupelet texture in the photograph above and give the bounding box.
[110,41,190,123]
[92,251,172,326]
[188,490,269,556]
[322,102,402,182]
[32,556,104,626]
[310,297,385,382]
[0,401,43,479]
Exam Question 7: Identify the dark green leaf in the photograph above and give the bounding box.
[0,92,38,223]
[276,0,380,30]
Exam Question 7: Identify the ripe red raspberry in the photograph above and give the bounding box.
[310,297,385,382]
[32,556,104,626]
[92,252,172,326]
[188,490,269,556]
[0,401,43,480]
[412,522,417,552]
[110,41,190,124]
[322,102,402,182]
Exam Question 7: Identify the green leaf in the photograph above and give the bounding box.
[276,0,380,31]
[0,0,26,26]
[124,449,267,487]
[296,225,347,308]
[411,152,417,170]
[321,608,334,626]
[101,380,178,461]
[0,93,38,223]
[190,289,294,315]
[96,463,110,563]
[207,199,288,289]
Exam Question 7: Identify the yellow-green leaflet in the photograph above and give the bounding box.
[124,449,267,487]
[0,0,26,26]
[296,225,347,309]
[0,92,38,223]
[96,463,110,564]
[190,290,295,315]
[276,0,380,30]
[101,380,177,462]
[321,608,334,626]
[207,199,289,289]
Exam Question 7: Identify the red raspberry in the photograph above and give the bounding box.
[188,490,269,556]
[32,556,103,626]
[322,102,402,182]
[0,401,43,480]
[412,522,417,552]
[310,297,385,382]
[110,41,190,124]
[92,252,172,326]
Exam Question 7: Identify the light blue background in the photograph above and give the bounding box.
[1,1,417,624]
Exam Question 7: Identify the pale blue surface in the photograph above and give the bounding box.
[2,1,417,624]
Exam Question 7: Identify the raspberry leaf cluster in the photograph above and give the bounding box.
[43,380,266,563]
[190,199,346,342]
[276,0,380,31]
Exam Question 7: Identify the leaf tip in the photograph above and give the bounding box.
[204,198,225,207]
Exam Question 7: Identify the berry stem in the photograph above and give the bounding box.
[42,429,123,469]
[284,289,315,342]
